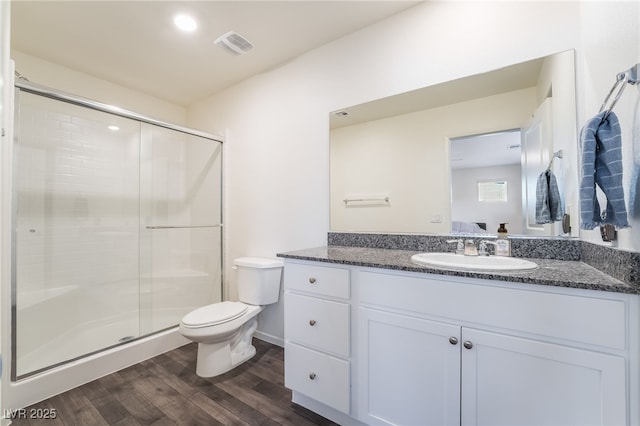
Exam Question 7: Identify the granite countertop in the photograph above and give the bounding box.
[277,245,639,295]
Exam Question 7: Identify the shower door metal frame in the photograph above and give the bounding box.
[10,81,224,380]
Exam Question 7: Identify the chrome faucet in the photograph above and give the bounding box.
[463,239,478,256]
[447,239,464,255]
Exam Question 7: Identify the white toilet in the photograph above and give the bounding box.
[179,257,284,377]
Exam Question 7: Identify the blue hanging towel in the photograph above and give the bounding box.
[630,91,640,218]
[579,111,629,229]
[536,169,563,224]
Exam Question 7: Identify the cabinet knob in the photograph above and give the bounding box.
[309,372,316,380]
[449,336,458,345]
[309,319,316,326]
[463,341,473,350]
[309,277,317,284]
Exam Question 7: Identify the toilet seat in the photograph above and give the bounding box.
[181,301,248,328]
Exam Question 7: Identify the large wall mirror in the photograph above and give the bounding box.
[330,49,578,237]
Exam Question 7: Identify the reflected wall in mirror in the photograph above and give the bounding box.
[330,49,578,237]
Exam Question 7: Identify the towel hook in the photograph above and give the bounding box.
[546,150,563,170]
[599,72,629,122]
[599,64,639,122]
[621,63,639,85]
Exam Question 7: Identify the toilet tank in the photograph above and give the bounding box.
[234,257,284,305]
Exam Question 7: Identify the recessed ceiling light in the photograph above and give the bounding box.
[108,125,120,131]
[174,14,197,32]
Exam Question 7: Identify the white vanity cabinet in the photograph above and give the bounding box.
[283,262,351,414]
[282,260,638,426]
[356,269,630,426]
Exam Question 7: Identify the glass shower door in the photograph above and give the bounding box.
[13,88,223,379]
[139,124,222,335]
[13,91,142,377]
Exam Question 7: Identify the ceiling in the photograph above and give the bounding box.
[450,130,522,170]
[10,0,421,106]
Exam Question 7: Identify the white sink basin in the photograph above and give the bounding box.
[411,252,537,271]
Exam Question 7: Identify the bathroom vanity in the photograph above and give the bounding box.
[279,244,640,426]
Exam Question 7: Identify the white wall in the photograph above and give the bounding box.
[11,51,187,126]
[187,1,589,341]
[452,164,523,235]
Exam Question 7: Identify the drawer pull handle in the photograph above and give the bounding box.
[309,372,316,380]
[449,336,458,345]
[463,341,473,350]
[309,320,316,326]
[309,277,317,284]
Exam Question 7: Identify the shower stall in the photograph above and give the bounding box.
[8,82,223,390]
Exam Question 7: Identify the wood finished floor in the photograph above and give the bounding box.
[11,339,338,426]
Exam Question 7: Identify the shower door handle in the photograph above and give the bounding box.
[146,224,223,229]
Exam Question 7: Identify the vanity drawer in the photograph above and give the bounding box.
[284,262,350,299]
[359,270,627,350]
[285,342,350,414]
[285,292,350,357]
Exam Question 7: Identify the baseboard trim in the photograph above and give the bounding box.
[254,330,283,347]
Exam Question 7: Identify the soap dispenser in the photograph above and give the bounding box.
[495,223,510,256]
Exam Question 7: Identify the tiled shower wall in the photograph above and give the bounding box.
[13,91,221,377]
[16,97,141,293]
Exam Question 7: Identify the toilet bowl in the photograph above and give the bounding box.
[179,257,283,377]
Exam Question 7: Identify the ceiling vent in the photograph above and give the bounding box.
[215,31,254,56]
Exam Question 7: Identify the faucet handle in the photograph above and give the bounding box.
[446,239,464,255]
[479,240,497,256]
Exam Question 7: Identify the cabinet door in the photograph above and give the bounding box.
[357,308,461,426]
[461,328,627,426]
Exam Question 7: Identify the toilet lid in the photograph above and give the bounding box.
[181,301,248,328]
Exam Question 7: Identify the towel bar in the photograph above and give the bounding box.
[600,63,639,121]
[343,196,389,205]
[617,63,639,85]
[146,224,222,229]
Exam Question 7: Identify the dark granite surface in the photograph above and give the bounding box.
[326,231,640,287]
[581,243,640,287]
[277,245,639,295]
[327,232,582,260]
